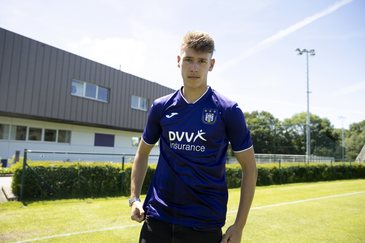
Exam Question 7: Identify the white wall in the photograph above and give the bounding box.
[0,116,159,162]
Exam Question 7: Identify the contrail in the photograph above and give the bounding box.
[218,0,354,72]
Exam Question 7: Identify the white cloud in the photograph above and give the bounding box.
[330,81,365,97]
[64,37,147,75]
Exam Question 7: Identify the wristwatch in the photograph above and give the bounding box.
[128,197,141,207]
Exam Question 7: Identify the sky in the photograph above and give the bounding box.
[1,0,364,129]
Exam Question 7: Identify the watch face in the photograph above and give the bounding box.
[129,198,140,206]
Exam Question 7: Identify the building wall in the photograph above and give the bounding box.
[0,116,159,161]
[0,27,173,131]
[0,28,172,161]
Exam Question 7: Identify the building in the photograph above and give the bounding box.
[0,28,174,162]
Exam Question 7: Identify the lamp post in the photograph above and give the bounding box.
[296,48,315,163]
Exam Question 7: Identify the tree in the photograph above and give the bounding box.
[310,115,340,157]
[345,120,365,161]
[244,110,348,159]
[282,113,340,158]
[244,111,280,154]
[282,113,306,154]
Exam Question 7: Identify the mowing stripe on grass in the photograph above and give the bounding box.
[228,190,365,214]
[13,225,139,243]
[13,190,365,243]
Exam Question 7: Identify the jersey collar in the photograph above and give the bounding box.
[179,86,211,105]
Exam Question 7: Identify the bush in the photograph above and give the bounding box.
[12,161,365,200]
[12,162,124,200]
[233,163,365,186]
[0,161,20,175]
[0,167,13,175]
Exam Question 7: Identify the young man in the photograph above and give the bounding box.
[130,31,257,243]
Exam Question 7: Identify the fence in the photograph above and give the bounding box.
[16,149,357,201]
[24,149,160,163]
[18,149,337,200]
[21,149,335,165]
[253,153,335,164]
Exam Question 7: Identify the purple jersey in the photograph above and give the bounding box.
[142,87,253,229]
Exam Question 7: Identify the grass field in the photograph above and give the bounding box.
[0,179,364,242]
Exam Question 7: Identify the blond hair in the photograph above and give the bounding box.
[181,31,215,54]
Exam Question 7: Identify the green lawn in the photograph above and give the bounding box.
[0,179,364,242]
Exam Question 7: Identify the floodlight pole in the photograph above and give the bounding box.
[296,48,315,163]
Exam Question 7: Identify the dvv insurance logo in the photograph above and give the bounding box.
[168,130,207,152]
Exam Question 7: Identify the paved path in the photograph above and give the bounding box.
[0,176,14,202]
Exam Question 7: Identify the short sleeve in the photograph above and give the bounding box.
[142,101,162,145]
[224,104,253,152]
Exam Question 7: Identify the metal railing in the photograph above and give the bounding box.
[254,153,335,163]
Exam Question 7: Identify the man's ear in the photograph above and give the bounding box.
[209,58,215,71]
[177,55,181,68]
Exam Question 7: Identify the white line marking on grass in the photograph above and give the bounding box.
[228,190,365,214]
[13,190,365,242]
[13,224,140,243]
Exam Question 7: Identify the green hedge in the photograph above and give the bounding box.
[12,162,365,200]
[254,163,365,186]
[12,162,124,200]
[0,167,14,175]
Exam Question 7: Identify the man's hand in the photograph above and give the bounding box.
[130,201,145,223]
[221,224,243,243]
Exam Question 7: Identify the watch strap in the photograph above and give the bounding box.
[129,197,141,207]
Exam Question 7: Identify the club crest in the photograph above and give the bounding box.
[202,109,218,124]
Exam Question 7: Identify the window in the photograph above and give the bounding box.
[71,79,109,103]
[10,126,27,140]
[0,124,10,140]
[28,127,42,141]
[44,129,57,142]
[71,80,84,96]
[3,125,71,143]
[85,83,97,99]
[94,133,115,147]
[58,130,71,143]
[131,95,148,111]
[97,86,109,102]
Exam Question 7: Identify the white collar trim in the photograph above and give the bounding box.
[180,86,210,104]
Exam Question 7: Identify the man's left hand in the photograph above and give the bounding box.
[221,224,243,243]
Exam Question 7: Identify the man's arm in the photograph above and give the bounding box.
[130,140,154,223]
[221,147,257,243]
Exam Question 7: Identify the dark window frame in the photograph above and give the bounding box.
[94,133,115,147]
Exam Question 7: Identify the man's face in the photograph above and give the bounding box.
[177,48,215,89]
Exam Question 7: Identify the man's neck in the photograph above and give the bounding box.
[182,85,208,103]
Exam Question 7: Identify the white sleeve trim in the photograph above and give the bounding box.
[141,137,155,146]
[233,145,253,154]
